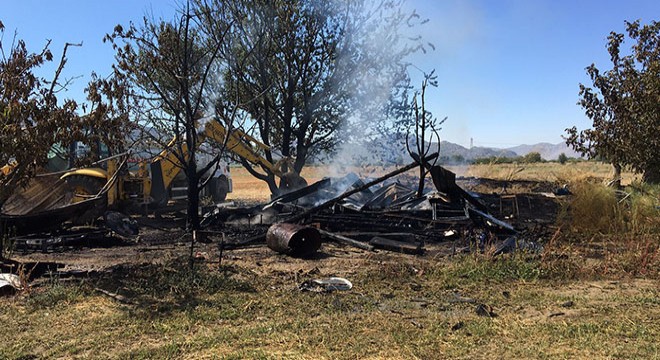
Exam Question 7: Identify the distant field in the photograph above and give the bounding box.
[450,161,639,184]
[228,161,637,201]
[226,166,325,202]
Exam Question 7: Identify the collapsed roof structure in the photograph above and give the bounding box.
[203,155,558,257]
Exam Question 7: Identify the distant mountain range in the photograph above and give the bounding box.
[436,140,583,161]
[329,137,583,166]
[437,141,517,160]
[505,142,583,160]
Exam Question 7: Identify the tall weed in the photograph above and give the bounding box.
[628,183,660,234]
[561,182,625,234]
[555,181,660,277]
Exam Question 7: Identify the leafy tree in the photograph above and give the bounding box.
[557,153,568,165]
[105,2,235,230]
[566,20,660,184]
[522,152,542,163]
[0,21,129,207]
[197,0,429,194]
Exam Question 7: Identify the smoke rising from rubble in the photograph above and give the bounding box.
[321,3,419,178]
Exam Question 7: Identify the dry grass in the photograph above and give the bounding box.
[454,161,640,185]
[554,180,660,278]
[0,250,658,359]
[227,166,325,202]
[228,161,639,202]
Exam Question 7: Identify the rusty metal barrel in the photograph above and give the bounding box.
[266,223,321,257]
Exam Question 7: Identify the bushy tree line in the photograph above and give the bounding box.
[470,152,582,165]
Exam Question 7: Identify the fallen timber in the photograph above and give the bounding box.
[282,153,440,224]
[204,152,536,257]
[319,229,375,251]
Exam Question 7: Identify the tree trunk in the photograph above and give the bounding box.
[417,163,425,197]
[609,163,622,188]
[266,174,279,197]
[187,167,201,231]
[293,145,307,174]
[187,186,200,231]
[239,158,280,196]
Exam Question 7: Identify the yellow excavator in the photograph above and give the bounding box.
[2,117,307,225]
[0,162,15,177]
[61,117,307,208]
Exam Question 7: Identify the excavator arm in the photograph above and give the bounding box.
[149,135,187,206]
[0,162,15,177]
[202,119,307,192]
[202,120,283,176]
[149,117,306,202]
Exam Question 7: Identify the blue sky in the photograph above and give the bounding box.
[3,0,659,148]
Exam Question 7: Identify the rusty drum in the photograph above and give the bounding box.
[266,223,321,257]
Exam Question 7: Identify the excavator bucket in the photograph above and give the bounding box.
[278,172,308,193]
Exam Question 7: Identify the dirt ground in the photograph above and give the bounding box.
[8,219,464,275]
[4,167,566,277]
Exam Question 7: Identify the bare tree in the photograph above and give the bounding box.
[405,71,444,197]
[104,2,235,230]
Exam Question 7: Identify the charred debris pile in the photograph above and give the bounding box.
[203,156,561,257]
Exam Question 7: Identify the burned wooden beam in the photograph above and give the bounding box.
[283,153,439,224]
[319,229,374,251]
[337,232,419,241]
[369,236,424,255]
[265,178,332,208]
[379,212,470,225]
[310,214,427,233]
[427,165,489,213]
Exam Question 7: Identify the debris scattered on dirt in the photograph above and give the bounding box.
[94,287,135,304]
[299,277,353,292]
[0,273,21,295]
[104,211,139,238]
[561,300,575,308]
[475,303,498,318]
[449,293,477,304]
[548,311,566,318]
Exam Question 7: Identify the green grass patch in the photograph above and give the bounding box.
[26,281,86,310]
